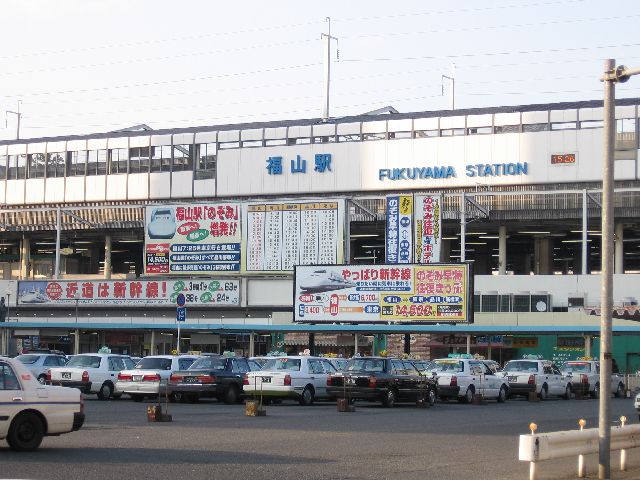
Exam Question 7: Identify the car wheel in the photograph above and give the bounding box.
[539,384,548,401]
[593,383,600,399]
[131,394,144,402]
[7,413,44,452]
[615,383,624,398]
[37,375,47,385]
[427,386,437,406]
[224,385,240,404]
[382,388,397,408]
[97,382,113,400]
[562,384,572,400]
[497,386,507,403]
[299,385,315,406]
[462,386,475,404]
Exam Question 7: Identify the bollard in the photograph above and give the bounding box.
[529,422,538,480]
[620,416,628,471]
[578,419,586,477]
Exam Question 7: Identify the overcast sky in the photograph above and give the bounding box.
[1,0,639,140]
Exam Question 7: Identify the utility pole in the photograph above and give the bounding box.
[321,17,339,121]
[441,63,455,110]
[599,59,640,480]
[5,100,22,140]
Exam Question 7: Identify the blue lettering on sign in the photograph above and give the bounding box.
[299,304,305,318]
[290,155,307,174]
[266,153,332,176]
[383,295,402,304]
[378,162,528,181]
[266,156,283,175]
[364,304,381,314]
[348,293,360,301]
[314,153,332,172]
[408,295,428,303]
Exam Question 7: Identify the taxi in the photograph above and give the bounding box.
[499,356,572,400]
[1,356,84,451]
[433,354,509,403]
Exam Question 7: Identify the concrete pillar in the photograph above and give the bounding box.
[104,235,112,279]
[354,333,358,356]
[441,239,452,262]
[20,236,30,279]
[249,332,255,357]
[615,223,624,274]
[1,329,6,356]
[584,335,592,358]
[308,333,315,356]
[498,226,507,275]
[534,238,553,275]
[74,329,80,355]
[487,344,493,361]
[403,333,411,355]
[150,330,156,356]
[466,335,471,354]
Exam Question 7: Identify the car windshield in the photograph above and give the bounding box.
[504,361,539,373]
[414,361,436,371]
[562,362,590,373]
[136,357,173,370]
[16,355,40,364]
[262,358,301,371]
[189,357,226,370]
[434,360,464,373]
[67,355,102,368]
[345,358,385,373]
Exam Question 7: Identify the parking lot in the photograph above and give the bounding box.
[1,395,638,480]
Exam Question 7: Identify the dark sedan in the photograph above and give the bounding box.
[326,357,437,408]
[167,356,259,404]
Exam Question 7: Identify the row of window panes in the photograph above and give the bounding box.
[0,143,217,180]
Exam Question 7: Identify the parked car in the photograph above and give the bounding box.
[16,353,67,384]
[634,392,640,414]
[115,354,198,402]
[560,360,625,398]
[433,356,509,403]
[243,356,337,405]
[327,357,437,408]
[499,358,572,400]
[1,356,84,451]
[326,358,349,372]
[48,353,136,400]
[168,355,258,403]
[412,360,438,376]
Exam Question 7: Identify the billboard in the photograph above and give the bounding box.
[385,195,413,264]
[414,194,442,263]
[144,203,241,275]
[17,279,240,306]
[294,263,473,324]
[244,199,345,272]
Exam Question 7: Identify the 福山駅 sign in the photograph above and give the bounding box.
[144,203,241,275]
[244,199,345,272]
[385,195,413,264]
[294,263,472,324]
[414,194,442,263]
[17,280,240,306]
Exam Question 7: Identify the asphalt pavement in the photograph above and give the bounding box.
[1,395,638,480]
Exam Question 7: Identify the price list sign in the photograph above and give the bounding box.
[245,199,344,272]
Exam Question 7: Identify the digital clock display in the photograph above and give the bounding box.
[551,153,576,164]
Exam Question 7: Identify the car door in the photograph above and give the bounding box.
[479,362,500,398]
[307,359,327,397]
[107,357,124,382]
[551,364,566,394]
[0,361,23,437]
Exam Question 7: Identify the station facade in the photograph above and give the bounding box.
[1,98,640,369]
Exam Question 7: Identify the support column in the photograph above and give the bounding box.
[460,193,466,262]
[498,226,507,275]
[403,333,411,355]
[615,223,624,274]
[308,333,315,356]
[466,334,471,354]
[249,332,255,357]
[74,329,80,355]
[582,189,588,274]
[441,239,452,262]
[535,237,553,275]
[20,236,30,280]
[354,333,359,356]
[104,235,112,279]
[150,330,156,356]
[487,343,492,361]
[1,329,6,356]
[54,207,61,279]
[584,335,592,358]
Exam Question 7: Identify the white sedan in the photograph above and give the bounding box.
[243,356,337,405]
[1,356,84,451]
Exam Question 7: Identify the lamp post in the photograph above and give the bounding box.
[6,289,11,355]
[599,60,640,480]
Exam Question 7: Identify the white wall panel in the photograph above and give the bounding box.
[388,119,412,132]
[247,278,292,306]
[27,143,46,154]
[67,140,87,151]
[242,129,263,141]
[24,179,45,204]
[550,109,577,122]
[312,124,335,136]
[522,111,548,124]
[218,131,238,142]
[129,136,150,148]
[616,106,636,118]
[337,123,360,135]
[264,127,287,139]
[65,177,85,202]
[467,114,493,128]
[0,181,5,205]
[47,141,66,152]
[494,112,520,126]
[87,138,107,150]
[149,172,171,199]
[171,171,193,198]
[150,134,172,146]
[45,177,65,203]
[7,144,26,155]
[5,180,24,204]
[127,173,149,200]
[173,133,194,145]
[106,175,127,200]
[362,121,386,133]
[194,131,217,144]
[194,178,215,197]
[85,176,106,201]
[287,125,311,138]
[107,137,129,149]
[414,117,439,130]
[440,116,465,129]
[579,108,603,121]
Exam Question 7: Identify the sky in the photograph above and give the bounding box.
[1,0,640,140]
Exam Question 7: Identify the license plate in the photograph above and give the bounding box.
[61,372,71,380]
[133,375,142,382]
[508,376,518,382]
[346,378,356,384]
[184,377,197,383]
[261,376,271,383]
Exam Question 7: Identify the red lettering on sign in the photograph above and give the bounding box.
[46,282,62,300]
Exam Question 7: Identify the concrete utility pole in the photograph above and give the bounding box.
[321,17,339,121]
[599,59,640,480]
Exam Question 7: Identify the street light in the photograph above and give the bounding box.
[599,59,640,480]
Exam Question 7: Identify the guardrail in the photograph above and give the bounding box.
[519,418,639,480]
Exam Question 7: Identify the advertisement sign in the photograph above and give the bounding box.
[245,199,345,272]
[294,263,472,324]
[144,203,241,275]
[17,280,240,306]
[385,195,413,264]
[414,194,442,264]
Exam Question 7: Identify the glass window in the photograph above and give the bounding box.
[46,152,66,178]
[195,143,216,180]
[231,359,250,373]
[189,357,226,370]
[261,358,301,371]
[16,354,40,364]
[27,153,45,178]
[402,361,419,374]
[44,356,63,366]
[135,357,172,370]
[551,122,577,130]
[308,359,325,374]
[0,155,7,180]
[7,154,26,180]
[87,150,107,176]
[468,126,492,135]
[345,358,385,373]
[68,151,87,176]
[312,136,337,143]
[434,360,464,373]
[172,144,193,172]
[415,130,439,138]
[440,128,465,136]
[151,145,172,172]
[129,147,150,174]
[337,134,361,142]
[580,120,603,129]
[503,361,538,373]
[108,357,125,371]
[0,362,21,390]
[321,360,336,373]
[67,355,102,368]
[178,358,195,370]
[494,125,520,134]
[523,123,549,132]
[363,132,386,141]
[109,148,128,174]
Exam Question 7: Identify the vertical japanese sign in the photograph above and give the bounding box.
[414,194,442,264]
[385,195,413,264]
[144,203,241,275]
[244,199,344,272]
